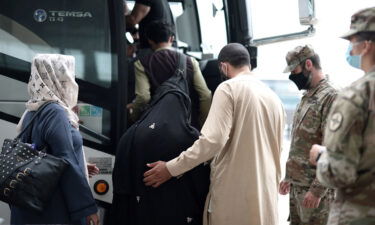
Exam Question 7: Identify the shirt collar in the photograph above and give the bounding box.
[154,46,175,52]
[303,76,328,97]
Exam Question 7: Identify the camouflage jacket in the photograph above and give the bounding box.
[317,68,375,224]
[285,78,337,197]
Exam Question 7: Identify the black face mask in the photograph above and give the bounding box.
[289,71,311,90]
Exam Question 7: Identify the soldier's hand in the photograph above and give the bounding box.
[302,191,321,208]
[309,144,326,166]
[279,180,290,195]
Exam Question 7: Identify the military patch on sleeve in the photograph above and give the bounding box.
[329,112,343,131]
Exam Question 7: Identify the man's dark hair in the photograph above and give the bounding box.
[145,20,175,44]
[301,54,322,70]
[357,32,375,41]
[218,43,251,68]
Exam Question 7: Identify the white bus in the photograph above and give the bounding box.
[1,0,372,224]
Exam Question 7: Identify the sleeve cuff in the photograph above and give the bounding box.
[166,158,185,177]
[309,180,328,198]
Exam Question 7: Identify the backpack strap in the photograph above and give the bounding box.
[174,53,187,80]
[168,53,189,95]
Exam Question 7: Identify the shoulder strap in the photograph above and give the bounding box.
[170,53,189,94]
[16,101,55,139]
[174,53,187,80]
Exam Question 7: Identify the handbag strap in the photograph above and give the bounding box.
[16,101,56,139]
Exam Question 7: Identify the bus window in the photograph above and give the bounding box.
[0,2,114,88]
[250,0,306,40]
[0,0,127,153]
[0,76,28,118]
[196,0,227,57]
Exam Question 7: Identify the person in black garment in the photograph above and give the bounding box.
[125,0,175,50]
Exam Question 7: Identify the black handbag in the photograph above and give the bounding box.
[0,102,69,213]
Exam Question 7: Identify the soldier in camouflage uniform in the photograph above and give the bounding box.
[310,7,375,225]
[279,45,337,225]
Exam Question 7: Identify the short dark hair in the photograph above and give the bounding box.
[145,20,175,44]
[300,54,322,70]
[356,32,375,41]
[218,43,251,68]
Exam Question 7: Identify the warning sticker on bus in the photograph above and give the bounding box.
[88,157,113,174]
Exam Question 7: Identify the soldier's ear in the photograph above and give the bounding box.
[305,59,313,70]
[362,40,374,55]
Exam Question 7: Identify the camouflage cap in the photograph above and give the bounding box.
[283,45,315,73]
[341,7,375,39]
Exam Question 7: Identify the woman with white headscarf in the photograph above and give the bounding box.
[11,54,99,225]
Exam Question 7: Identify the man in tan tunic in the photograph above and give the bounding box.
[143,43,286,225]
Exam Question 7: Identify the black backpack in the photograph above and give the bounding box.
[112,53,210,225]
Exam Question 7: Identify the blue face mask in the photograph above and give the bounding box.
[345,43,361,69]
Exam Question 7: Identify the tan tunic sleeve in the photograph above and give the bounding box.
[132,60,151,119]
[166,83,233,176]
[190,57,212,125]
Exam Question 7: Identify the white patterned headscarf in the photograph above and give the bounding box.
[17,54,79,131]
